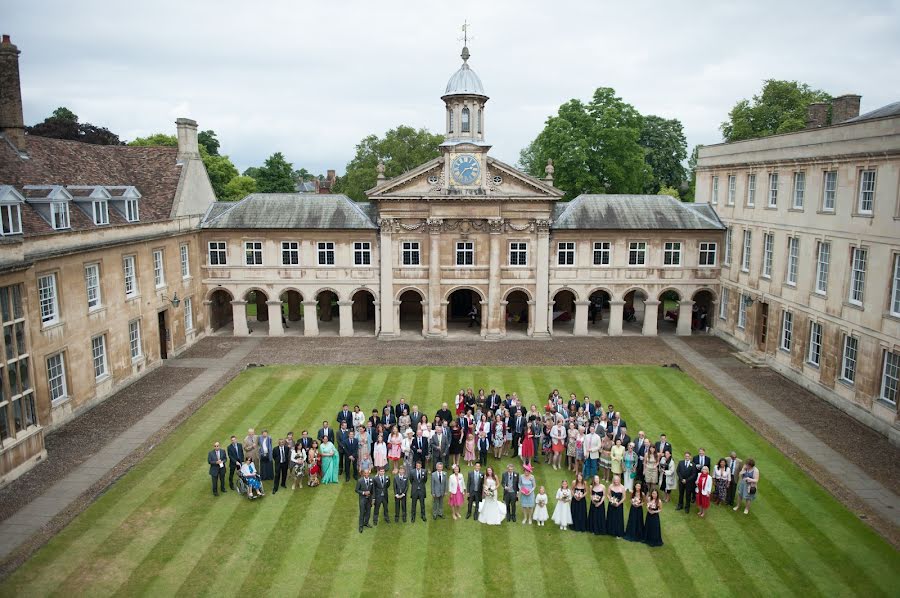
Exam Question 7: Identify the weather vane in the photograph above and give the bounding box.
[459,21,473,47]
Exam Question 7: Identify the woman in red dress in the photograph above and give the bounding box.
[520,425,535,467]
[695,465,712,517]
[455,390,466,416]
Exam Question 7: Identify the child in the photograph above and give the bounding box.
[533,486,549,526]
[552,480,573,530]
[464,433,476,467]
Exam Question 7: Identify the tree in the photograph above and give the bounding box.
[682,144,703,203]
[128,133,177,147]
[128,133,238,199]
[254,152,296,193]
[221,175,257,201]
[335,125,443,201]
[294,168,315,182]
[657,185,680,199]
[721,80,831,142]
[519,88,652,200]
[242,166,262,179]
[27,106,121,145]
[198,130,220,155]
[639,115,687,193]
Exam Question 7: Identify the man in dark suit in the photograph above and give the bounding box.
[336,404,353,429]
[410,461,428,523]
[382,407,397,429]
[393,466,409,522]
[272,438,290,493]
[606,405,616,421]
[676,451,698,513]
[298,430,313,452]
[372,467,391,525]
[634,432,648,482]
[368,410,381,430]
[487,389,502,413]
[567,393,580,413]
[654,433,672,456]
[208,441,226,496]
[429,427,449,471]
[258,431,273,481]
[725,451,742,506]
[409,405,423,429]
[226,435,244,490]
[614,412,627,430]
[394,398,410,419]
[466,462,484,520]
[317,421,335,444]
[477,432,490,466]
[412,429,428,467]
[510,409,525,458]
[501,464,520,522]
[337,422,350,477]
[343,430,359,482]
[356,469,373,533]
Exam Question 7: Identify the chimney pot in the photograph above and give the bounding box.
[0,34,25,149]
[805,102,829,129]
[175,117,200,159]
[831,94,862,124]
[2,35,11,45]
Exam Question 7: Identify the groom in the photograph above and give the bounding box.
[466,462,484,520]
[501,464,519,522]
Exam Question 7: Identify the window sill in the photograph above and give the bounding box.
[41,320,63,332]
[875,397,897,410]
[125,294,141,303]
[884,312,900,323]
[51,396,71,409]
[765,206,778,210]
[805,361,820,370]
[779,347,791,354]
[745,204,755,209]
[783,283,797,290]
[87,305,106,316]
[95,374,111,384]
[131,355,145,365]
[816,210,835,215]
[852,212,874,219]
[843,301,864,311]
[838,378,855,390]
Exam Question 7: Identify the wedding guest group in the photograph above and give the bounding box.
[206,388,761,542]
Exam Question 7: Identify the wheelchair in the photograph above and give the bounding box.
[236,470,265,499]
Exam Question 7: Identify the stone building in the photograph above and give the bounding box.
[696,98,900,443]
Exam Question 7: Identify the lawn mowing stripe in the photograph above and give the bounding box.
[153,375,336,594]
[17,372,271,596]
[634,370,822,594]
[476,524,511,597]
[86,373,316,596]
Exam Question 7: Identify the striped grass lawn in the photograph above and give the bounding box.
[4,365,898,597]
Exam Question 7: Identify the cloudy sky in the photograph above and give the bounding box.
[6,0,900,175]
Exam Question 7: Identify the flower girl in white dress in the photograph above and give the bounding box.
[552,480,573,530]
[533,486,549,526]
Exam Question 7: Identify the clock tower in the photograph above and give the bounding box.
[441,44,490,191]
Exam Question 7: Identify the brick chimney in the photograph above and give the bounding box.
[805,102,829,129]
[832,94,861,124]
[327,169,336,182]
[0,35,26,149]
[175,117,200,160]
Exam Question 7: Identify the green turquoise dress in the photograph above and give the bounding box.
[320,440,339,484]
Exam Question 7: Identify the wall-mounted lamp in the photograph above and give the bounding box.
[163,292,181,308]
[742,295,755,307]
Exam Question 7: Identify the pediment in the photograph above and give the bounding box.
[366,154,563,201]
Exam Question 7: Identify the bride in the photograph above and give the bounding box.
[478,467,507,525]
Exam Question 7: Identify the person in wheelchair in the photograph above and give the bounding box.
[240,455,265,498]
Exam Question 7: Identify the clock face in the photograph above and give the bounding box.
[450,154,481,185]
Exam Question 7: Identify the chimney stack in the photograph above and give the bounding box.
[175,117,200,160]
[327,169,336,182]
[0,35,26,149]
[805,102,829,129]
[832,94,861,124]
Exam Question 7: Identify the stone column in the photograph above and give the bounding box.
[707,301,717,331]
[533,220,551,338]
[440,301,449,338]
[426,219,443,338]
[231,300,249,336]
[486,218,503,339]
[573,300,591,336]
[500,300,508,336]
[526,300,535,337]
[266,301,283,336]
[338,300,354,337]
[676,300,695,336]
[479,300,489,338]
[378,219,396,338]
[202,299,213,334]
[608,300,624,336]
[642,299,660,336]
[302,300,319,337]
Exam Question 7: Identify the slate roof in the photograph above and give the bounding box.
[844,100,900,123]
[0,134,181,237]
[202,194,377,229]
[552,195,725,230]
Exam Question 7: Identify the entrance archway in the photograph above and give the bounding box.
[351,289,376,336]
[446,288,484,336]
[659,289,682,333]
[316,289,339,335]
[279,290,303,333]
[551,289,576,335]
[622,288,647,333]
[588,289,611,335]
[208,289,233,332]
[504,290,530,337]
[692,289,716,333]
[244,289,269,334]
[398,289,425,336]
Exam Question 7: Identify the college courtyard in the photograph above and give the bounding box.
[0,334,897,596]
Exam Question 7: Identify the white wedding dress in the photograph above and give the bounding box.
[478,478,507,525]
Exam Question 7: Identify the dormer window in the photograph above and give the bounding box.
[51,202,69,230]
[0,186,24,235]
[105,186,141,223]
[125,198,139,222]
[23,185,73,231]
[461,107,470,133]
[92,199,109,225]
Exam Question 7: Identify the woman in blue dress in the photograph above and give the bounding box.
[240,456,264,498]
[606,475,626,537]
[319,438,339,484]
[519,465,537,524]
[624,482,645,541]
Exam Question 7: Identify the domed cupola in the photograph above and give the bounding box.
[441,46,489,145]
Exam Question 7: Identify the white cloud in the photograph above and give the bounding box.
[6,0,899,174]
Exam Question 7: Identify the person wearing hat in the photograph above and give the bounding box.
[519,464,537,524]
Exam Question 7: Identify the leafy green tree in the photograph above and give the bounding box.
[27,106,121,145]
[294,168,315,182]
[242,166,262,179]
[128,133,177,147]
[657,185,680,199]
[221,175,258,201]
[682,144,703,203]
[721,80,831,142]
[639,115,687,193]
[335,125,443,201]
[128,133,238,199]
[254,152,296,193]
[519,88,652,199]
[198,130,220,155]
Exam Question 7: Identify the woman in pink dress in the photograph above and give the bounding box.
[464,432,476,466]
[373,433,388,469]
[448,463,467,520]
[387,427,403,474]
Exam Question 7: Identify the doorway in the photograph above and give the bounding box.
[158,310,168,359]
[758,302,768,350]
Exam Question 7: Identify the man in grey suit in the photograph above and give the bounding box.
[393,466,409,522]
[372,466,391,525]
[208,441,227,496]
[429,427,449,471]
[431,462,449,520]
[409,405,423,429]
[725,452,742,506]
[410,461,428,523]
[466,462,485,520]
[356,468,373,533]
[501,464,520,522]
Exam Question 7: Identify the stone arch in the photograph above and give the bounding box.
[315,288,340,322]
[692,287,718,302]
[278,287,304,324]
[692,288,717,332]
[618,286,649,302]
[446,286,485,335]
[550,288,578,335]
[502,287,533,302]
[657,287,683,302]
[621,287,648,325]
[395,285,427,302]
[351,288,377,330]
[550,286,580,301]
[208,289,233,331]
[205,287,235,302]
[243,288,269,322]
[503,289,532,336]
[444,285,486,303]
[397,288,426,335]
[587,287,613,331]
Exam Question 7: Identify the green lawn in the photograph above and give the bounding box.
[4,366,898,597]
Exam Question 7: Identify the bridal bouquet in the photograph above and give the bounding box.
[484,487,496,499]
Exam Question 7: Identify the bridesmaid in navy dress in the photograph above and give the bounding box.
[587,475,606,535]
[606,475,626,538]
[570,473,588,532]
[644,489,664,547]
[624,482,645,542]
